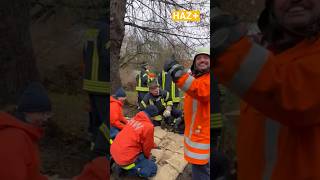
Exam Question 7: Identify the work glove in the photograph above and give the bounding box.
[163,58,185,82]
[163,110,171,118]
[212,7,247,61]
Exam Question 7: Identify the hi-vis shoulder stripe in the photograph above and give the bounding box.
[181,75,194,92]
[228,43,269,97]
[83,80,110,93]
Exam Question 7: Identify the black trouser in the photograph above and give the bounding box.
[88,94,108,159]
[152,119,162,126]
[92,129,108,159]
[211,128,229,179]
[88,94,108,138]
[212,128,222,148]
[163,108,183,124]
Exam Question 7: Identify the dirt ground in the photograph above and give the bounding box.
[30,13,94,178]
[39,92,92,178]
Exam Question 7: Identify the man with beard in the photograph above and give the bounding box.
[164,47,210,179]
[213,0,320,179]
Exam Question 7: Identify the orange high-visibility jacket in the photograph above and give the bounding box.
[110,96,128,129]
[0,112,47,180]
[214,37,320,180]
[176,72,210,165]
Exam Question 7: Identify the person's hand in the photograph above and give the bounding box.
[163,110,171,118]
[164,58,178,72]
[212,7,247,59]
[163,58,185,82]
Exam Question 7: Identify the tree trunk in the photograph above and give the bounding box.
[110,0,126,94]
[0,0,39,107]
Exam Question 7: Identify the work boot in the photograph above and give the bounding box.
[112,164,128,179]
[174,117,184,134]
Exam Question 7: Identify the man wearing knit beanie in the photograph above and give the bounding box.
[0,82,52,179]
[110,87,128,139]
[17,82,52,127]
[111,105,159,178]
[114,87,127,99]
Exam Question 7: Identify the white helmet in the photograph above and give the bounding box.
[191,47,210,73]
[193,47,210,61]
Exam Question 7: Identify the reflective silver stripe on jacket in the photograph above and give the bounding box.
[189,100,198,138]
[181,75,194,92]
[228,43,269,97]
[263,118,280,180]
[185,149,210,160]
[185,137,210,150]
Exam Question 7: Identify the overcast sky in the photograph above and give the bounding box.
[124,0,210,55]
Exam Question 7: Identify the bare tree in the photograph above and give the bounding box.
[110,0,210,88]
[120,34,190,71]
[110,0,126,93]
[125,0,210,53]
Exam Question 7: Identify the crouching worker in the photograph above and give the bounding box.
[110,87,128,139]
[110,105,159,178]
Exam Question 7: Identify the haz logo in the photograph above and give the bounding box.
[171,10,200,22]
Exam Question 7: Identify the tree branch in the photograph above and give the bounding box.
[124,21,209,40]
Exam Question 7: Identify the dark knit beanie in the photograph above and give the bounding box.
[17,82,52,112]
[114,87,127,98]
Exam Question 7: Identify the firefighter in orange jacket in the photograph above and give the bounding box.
[164,48,210,179]
[110,105,159,178]
[110,87,128,139]
[213,0,320,179]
